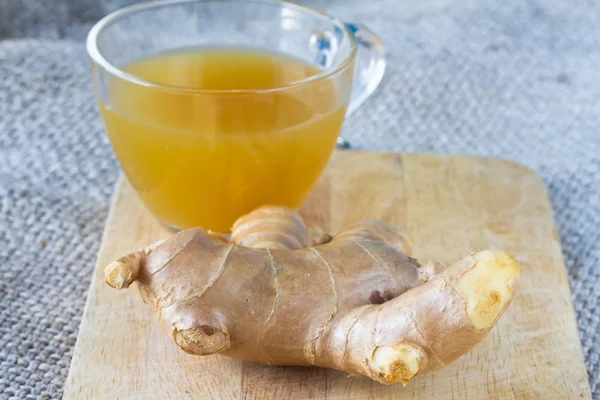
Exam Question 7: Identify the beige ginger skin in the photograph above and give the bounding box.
[105,206,519,385]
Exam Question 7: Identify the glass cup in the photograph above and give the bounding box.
[87,0,385,232]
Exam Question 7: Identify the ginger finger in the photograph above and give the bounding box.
[105,237,169,289]
[161,301,231,355]
[231,205,311,250]
[333,219,413,256]
[321,250,519,384]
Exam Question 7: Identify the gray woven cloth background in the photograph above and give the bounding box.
[1,0,599,398]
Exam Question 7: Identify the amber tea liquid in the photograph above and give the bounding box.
[100,47,347,231]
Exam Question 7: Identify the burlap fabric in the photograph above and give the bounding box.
[1,0,598,398]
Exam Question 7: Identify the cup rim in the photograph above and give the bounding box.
[86,0,358,94]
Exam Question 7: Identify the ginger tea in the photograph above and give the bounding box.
[99,47,349,232]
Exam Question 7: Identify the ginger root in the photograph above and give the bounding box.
[105,206,519,385]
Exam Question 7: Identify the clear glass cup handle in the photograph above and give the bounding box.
[345,23,386,116]
[335,23,385,148]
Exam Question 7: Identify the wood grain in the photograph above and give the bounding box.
[63,151,591,400]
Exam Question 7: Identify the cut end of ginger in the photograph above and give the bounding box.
[456,250,520,330]
[372,343,423,384]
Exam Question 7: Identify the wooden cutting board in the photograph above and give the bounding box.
[63,151,591,399]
